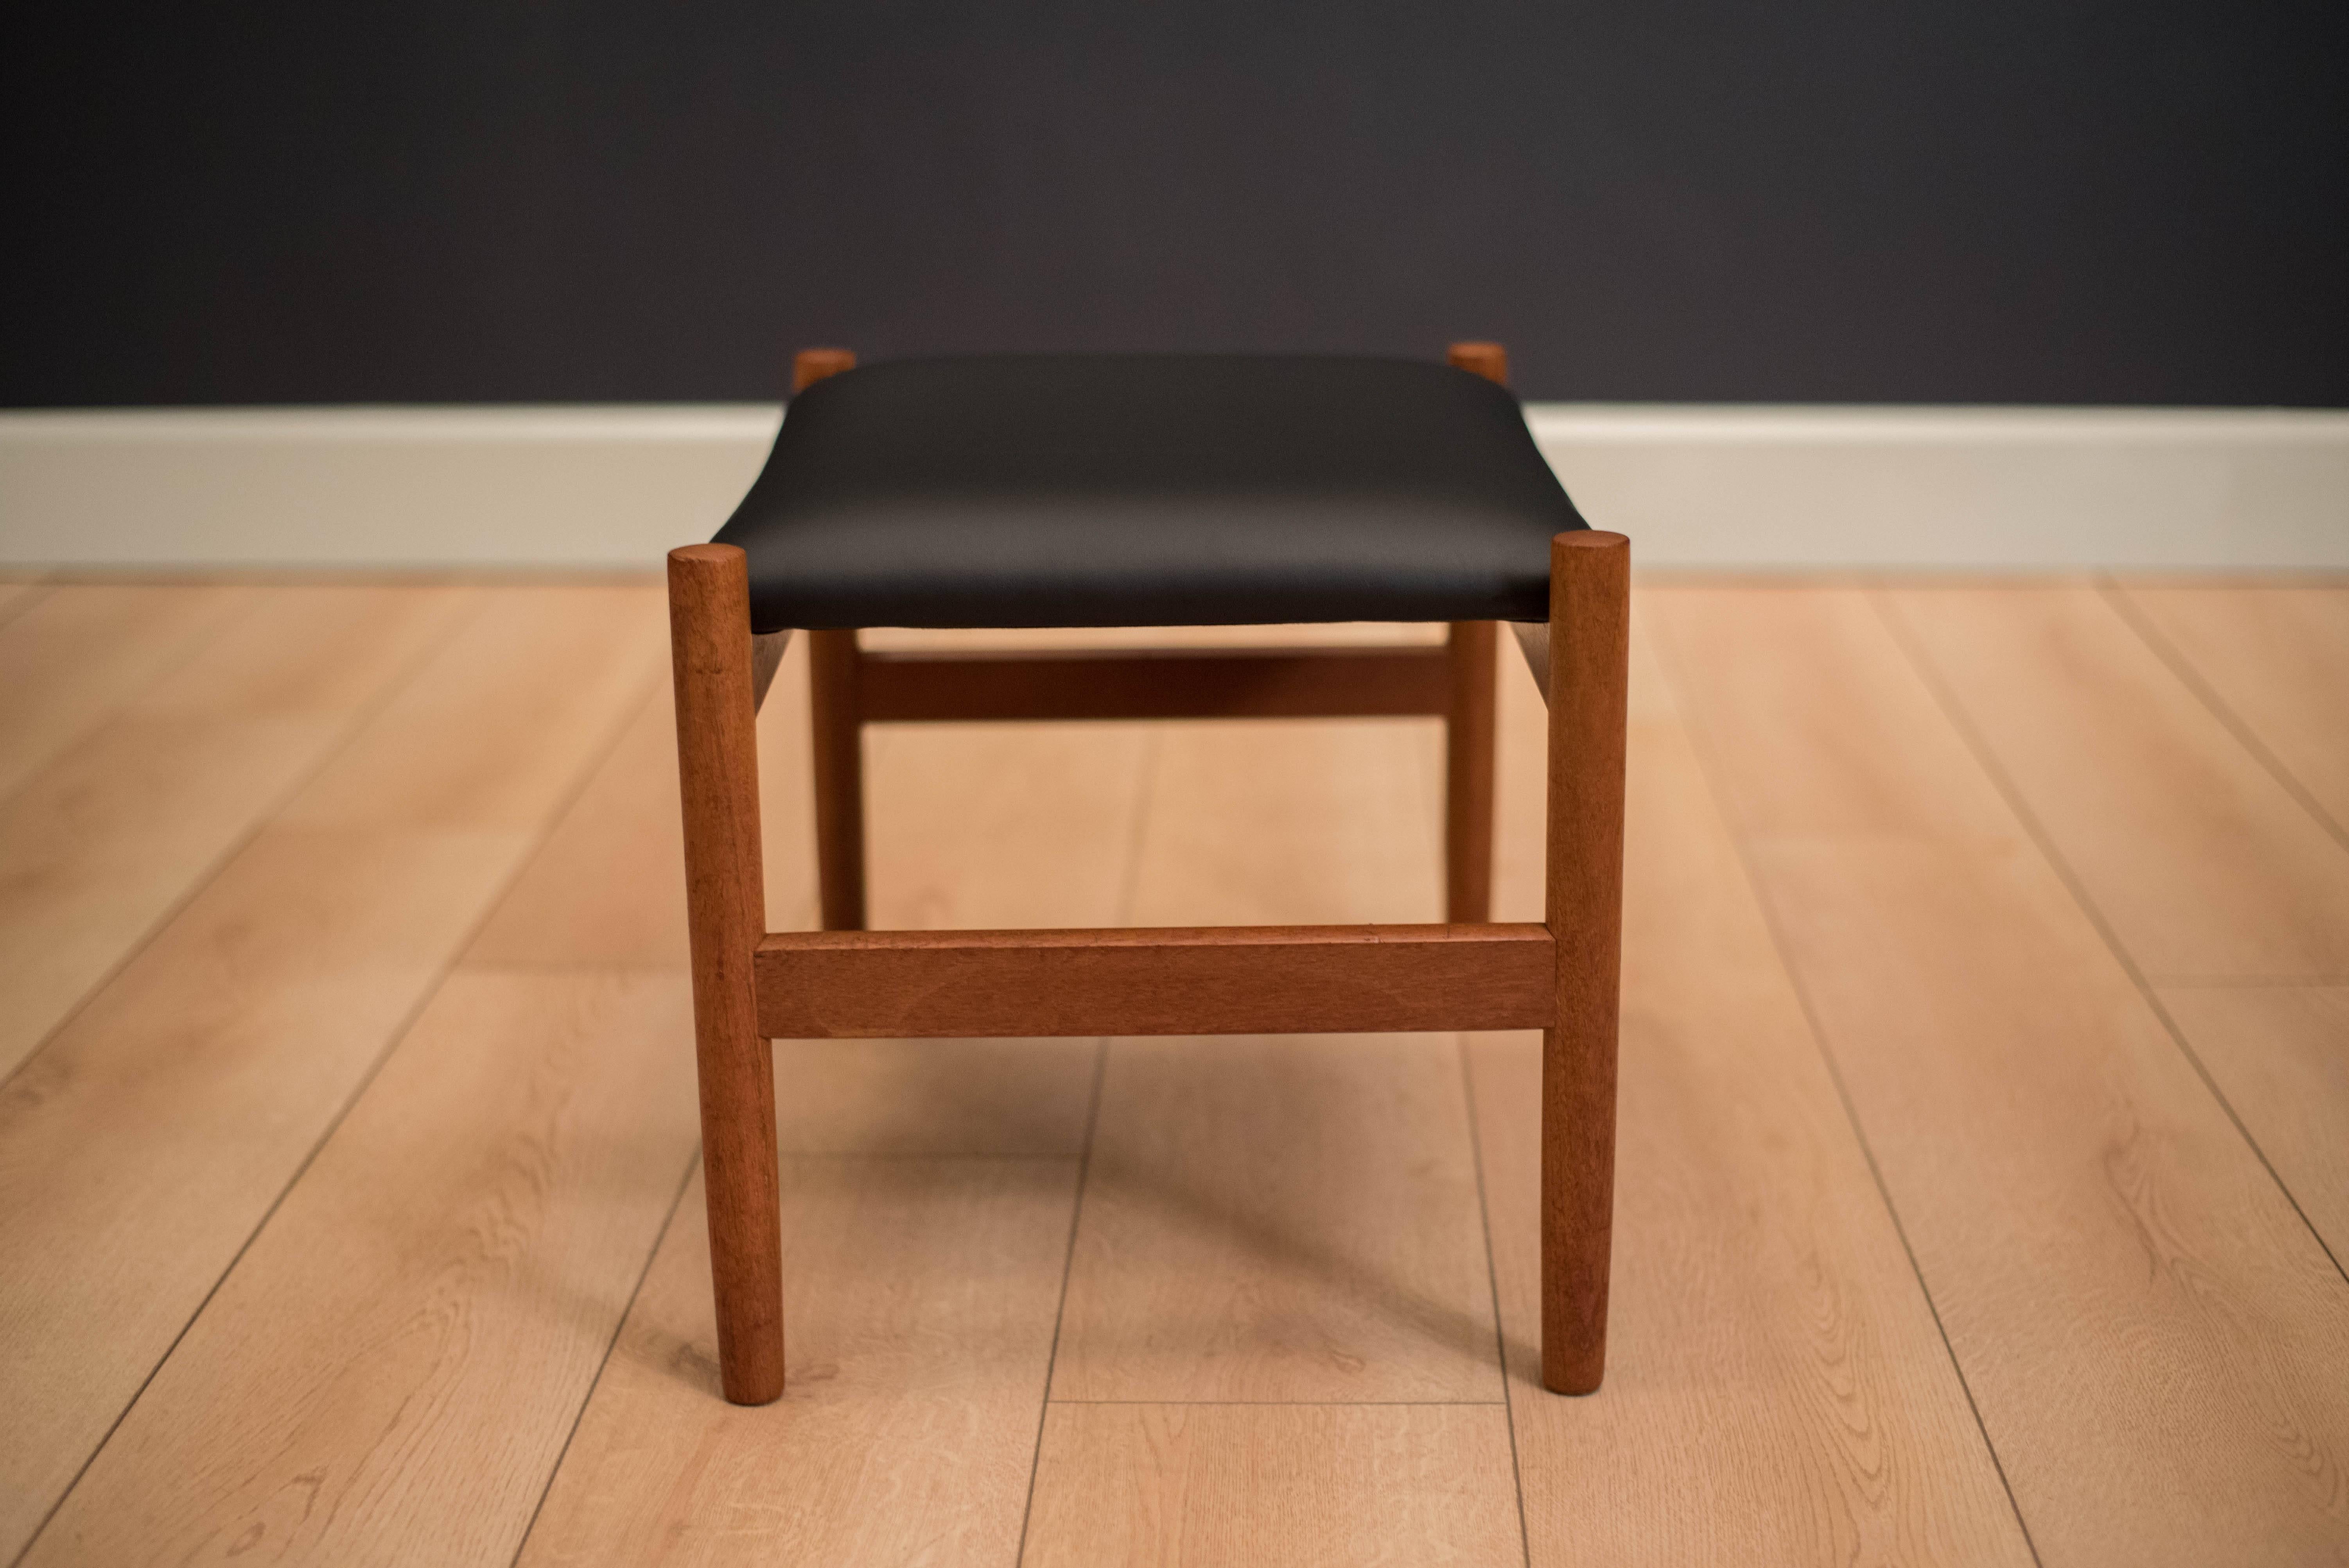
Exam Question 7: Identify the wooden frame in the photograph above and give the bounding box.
[755,922,1555,1039]
[669,341,1628,1407]
[855,644,1452,722]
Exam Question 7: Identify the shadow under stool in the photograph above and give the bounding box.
[668,343,1628,1405]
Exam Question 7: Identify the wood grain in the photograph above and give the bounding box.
[0,827,525,1563]
[0,583,256,802]
[861,620,1445,653]
[1127,717,1444,928]
[0,588,664,1561]
[865,717,1154,931]
[1638,586,2013,845]
[858,644,1452,721]
[1540,531,1629,1392]
[1022,1403,1524,1568]
[808,627,867,931]
[277,585,668,831]
[1652,584,2349,1567]
[1053,1030,1504,1403]
[1444,620,1498,922]
[10,577,2347,1564]
[669,545,784,1406]
[755,922,1554,1039]
[22,971,700,1568]
[749,628,824,933]
[2159,984,2349,1265]
[515,1157,1077,1567]
[460,631,1096,1155]
[467,632,824,971]
[772,704,1158,1154]
[469,624,1130,1155]
[1061,678,1489,1403]
[1471,610,2033,1565]
[1887,585,2349,978]
[2116,584,2349,836]
[0,586,471,1078]
[465,678,694,971]
[769,1034,1100,1157]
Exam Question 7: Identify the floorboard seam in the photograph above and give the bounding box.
[0,583,54,637]
[0,585,269,821]
[1646,593,2047,1568]
[1010,1038,1107,1567]
[1011,725,1159,1565]
[1872,588,2349,1289]
[2098,577,2349,854]
[1458,1036,1534,1568]
[6,649,661,1568]
[0,587,488,1101]
[0,590,493,1568]
[506,1151,698,1568]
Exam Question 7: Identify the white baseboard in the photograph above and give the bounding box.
[1528,405,2349,570]
[2,404,2343,572]
[0,406,781,574]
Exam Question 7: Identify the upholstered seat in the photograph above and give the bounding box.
[714,353,1587,631]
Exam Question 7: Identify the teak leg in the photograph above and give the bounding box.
[1443,341,1510,926]
[668,545,785,1405]
[790,347,871,934]
[1541,530,1629,1394]
[1445,620,1498,922]
[808,628,868,931]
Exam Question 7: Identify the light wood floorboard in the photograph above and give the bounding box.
[272,585,665,832]
[2114,584,2349,838]
[1651,585,2349,1567]
[1022,1403,1524,1568]
[776,700,1159,1156]
[1467,614,2033,1566]
[517,1158,1079,1568]
[23,971,701,1568]
[6,585,2347,1564]
[1037,705,1514,1551]
[1085,708,1483,1398]
[466,632,828,972]
[2158,985,2349,1268]
[0,582,47,631]
[0,585,473,1078]
[1053,1029,1504,1405]
[1126,716,1444,929]
[0,584,258,802]
[507,630,1158,1563]
[476,644,1117,1159]
[787,653,1155,1155]
[868,719,1158,933]
[0,827,529,1561]
[23,627,961,1564]
[466,675,698,972]
[1885,585,2349,980]
[0,587,664,1562]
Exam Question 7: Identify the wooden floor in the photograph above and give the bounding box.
[0,574,2344,1566]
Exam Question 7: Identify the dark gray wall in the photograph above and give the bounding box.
[8,2,2345,406]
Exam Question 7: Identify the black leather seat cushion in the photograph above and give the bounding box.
[714,354,1588,630]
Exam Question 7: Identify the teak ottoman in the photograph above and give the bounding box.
[668,344,1627,1405]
